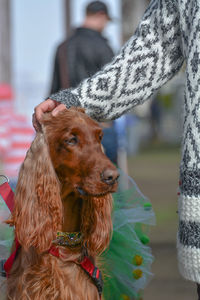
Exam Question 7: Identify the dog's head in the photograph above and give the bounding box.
[42,107,119,198]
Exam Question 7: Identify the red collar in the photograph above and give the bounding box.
[0,181,103,297]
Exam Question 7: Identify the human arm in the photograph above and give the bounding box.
[48,0,184,121]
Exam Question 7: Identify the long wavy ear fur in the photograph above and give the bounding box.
[12,132,63,253]
[81,194,113,256]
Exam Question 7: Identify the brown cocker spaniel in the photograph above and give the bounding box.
[6,107,119,300]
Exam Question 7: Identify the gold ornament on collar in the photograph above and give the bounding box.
[54,231,83,248]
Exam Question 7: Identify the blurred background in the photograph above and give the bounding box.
[0,0,197,299]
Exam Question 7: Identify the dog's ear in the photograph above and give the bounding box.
[12,132,63,253]
[81,194,113,256]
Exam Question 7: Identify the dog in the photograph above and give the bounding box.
[6,107,119,300]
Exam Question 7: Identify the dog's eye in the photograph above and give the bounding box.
[65,136,78,146]
[99,133,103,141]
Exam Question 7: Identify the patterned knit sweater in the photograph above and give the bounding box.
[50,0,200,283]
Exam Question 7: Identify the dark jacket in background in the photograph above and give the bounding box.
[50,27,114,93]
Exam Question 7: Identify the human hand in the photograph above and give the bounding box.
[32,99,67,131]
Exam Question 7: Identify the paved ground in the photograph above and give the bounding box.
[143,241,197,300]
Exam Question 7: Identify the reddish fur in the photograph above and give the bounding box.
[6,107,118,300]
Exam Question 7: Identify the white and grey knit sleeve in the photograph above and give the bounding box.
[50,0,184,121]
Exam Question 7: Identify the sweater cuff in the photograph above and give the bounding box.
[178,194,200,283]
[178,240,200,283]
[49,89,81,108]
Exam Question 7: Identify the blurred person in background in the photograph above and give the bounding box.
[50,0,119,165]
[34,0,200,298]
[50,0,113,93]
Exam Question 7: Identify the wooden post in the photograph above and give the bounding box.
[0,0,11,83]
[65,0,71,37]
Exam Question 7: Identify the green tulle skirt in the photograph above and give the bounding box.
[102,171,155,300]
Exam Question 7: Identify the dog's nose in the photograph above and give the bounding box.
[101,169,119,185]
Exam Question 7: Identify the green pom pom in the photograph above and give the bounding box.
[140,234,150,245]
[144,202,152,210]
